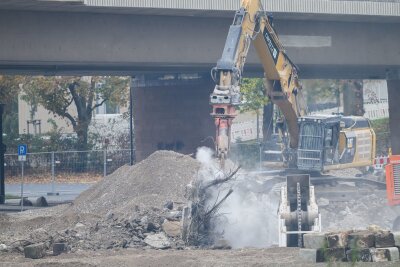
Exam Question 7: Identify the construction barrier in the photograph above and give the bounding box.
[373,155,390,170]
[385,155,400,206]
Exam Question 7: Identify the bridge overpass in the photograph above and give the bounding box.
[1,0,400,159]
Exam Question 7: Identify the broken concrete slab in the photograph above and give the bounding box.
[326,232,348,248]
[24,243,46,259]
[319,248,346,262]
[299,248,317,263]
[371,247,399,262]
[162,220,181,237]
[348,231,375,249]
[303,233,326,249]
[371,248,398,262]
[35,196,48,207]
[393,232,400,247]
[52,243,67,256]
[144,232,171,249]
[0,244,8,252]
[375,231,395,248]
[346,248,372,262]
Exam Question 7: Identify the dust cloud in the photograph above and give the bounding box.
[195,147,279,248]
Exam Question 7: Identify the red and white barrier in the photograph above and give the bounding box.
[373,156,390,170]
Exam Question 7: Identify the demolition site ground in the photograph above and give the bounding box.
[0,150,399,266]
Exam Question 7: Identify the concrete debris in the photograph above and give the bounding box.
[164,201,174,210]
[319,248,346,262]
[394,232,400,246]
[144,232,171,249]
[35,196,48,207]
[317,197,329,207]
[303,229,400,263]
[326,232,348,248]
[162,220,181,237]
[24,243,47,259]
[299,248,317,263]
[371,247,399,262]
[348,231,375,249]
[303,233,326,249]
[19,198,33,207]
[375,231,395,248]
[346,248,372,262]
[0,244,8,252]
[321,192,400,231]
[52,243,67,256]
[0,151,200,255]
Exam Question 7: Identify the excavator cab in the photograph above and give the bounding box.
[297,115,375,172]
[297,116,341,171]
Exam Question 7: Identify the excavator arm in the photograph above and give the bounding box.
[210,0,306,164]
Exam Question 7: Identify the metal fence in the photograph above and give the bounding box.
[4,149,133,182]
[3,149,133,208]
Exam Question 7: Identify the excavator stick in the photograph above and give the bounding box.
[278,174,321,247]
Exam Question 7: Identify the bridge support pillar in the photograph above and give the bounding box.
[0,104,5,204]
[387,69,400,155]
[132,74,215,161]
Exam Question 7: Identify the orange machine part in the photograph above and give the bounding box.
[385,155,400,206]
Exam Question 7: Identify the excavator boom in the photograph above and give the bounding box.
[210,0,306,165]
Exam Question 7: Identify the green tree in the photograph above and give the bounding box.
[22,76,130,151]
[301,79,339,106]
[239,78,269,113]
[0,75,23,152]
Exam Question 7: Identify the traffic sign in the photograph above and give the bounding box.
[18,144,27,161]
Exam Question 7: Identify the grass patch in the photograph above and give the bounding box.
[5,194,20,200]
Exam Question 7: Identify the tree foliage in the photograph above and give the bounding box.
[0,75,23,107]
[239,78,269,113]
[301,79,340,105]
[22,76,130,150]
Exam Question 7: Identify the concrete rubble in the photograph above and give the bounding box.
[0,151,200,257]
[302,228,400,263]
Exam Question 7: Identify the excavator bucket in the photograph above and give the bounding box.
[385,155,400,206]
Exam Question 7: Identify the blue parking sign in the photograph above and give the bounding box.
[18,144,27,161]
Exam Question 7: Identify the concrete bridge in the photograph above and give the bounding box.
[1,0,400,159]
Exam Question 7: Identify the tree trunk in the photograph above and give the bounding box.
[75,119,90,172]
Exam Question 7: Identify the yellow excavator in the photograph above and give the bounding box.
[209,0,377,247]
[210,0,376,172]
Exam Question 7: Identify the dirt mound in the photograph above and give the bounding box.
[72,150,199,216]
[0,150,200,252]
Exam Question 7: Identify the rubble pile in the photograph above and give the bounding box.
[319,192,400,231]
[0,151,200,257]
[300,228,400,263]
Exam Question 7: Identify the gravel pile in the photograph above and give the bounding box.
[0,150,200,254]
[72,150,199,216]
[320,192,400,231]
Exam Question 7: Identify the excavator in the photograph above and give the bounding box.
[209,0,376,246]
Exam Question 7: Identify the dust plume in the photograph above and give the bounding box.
[195,147,279,248]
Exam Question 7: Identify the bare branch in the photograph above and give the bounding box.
[203,166,240,191]
[205,188,233,217]
[91,98,107,112]
[64,112,77,128]
[205,189,233,218]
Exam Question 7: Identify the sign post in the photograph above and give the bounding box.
[18,144,27,211]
